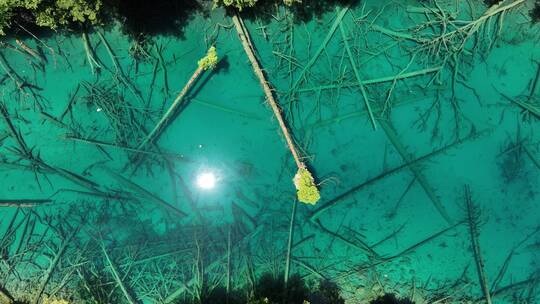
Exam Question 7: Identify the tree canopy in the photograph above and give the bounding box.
[0,0,102,35]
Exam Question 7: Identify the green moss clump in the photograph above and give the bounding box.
[293,166,320,205]
[198,46,218,70]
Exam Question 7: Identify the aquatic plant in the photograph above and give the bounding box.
[293,167,320,205]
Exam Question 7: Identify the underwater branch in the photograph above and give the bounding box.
[136,47,218,153]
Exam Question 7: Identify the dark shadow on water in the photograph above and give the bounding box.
[4,0,206,39]
[110,0,363,38]
[6,8,56,39]
[5,0,540,40]
[7,0,363,40]
[285,0,361,22]
[103,0,205,38]
[229,0,361,24]
[532,0,540,23]
[216,55,231,74]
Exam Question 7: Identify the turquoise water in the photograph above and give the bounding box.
[0,1,539,303]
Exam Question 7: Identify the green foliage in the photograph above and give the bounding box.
[294,167,320,205]
[0,4,13,35]
[0,0,103,34]
[35,0,102,29]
